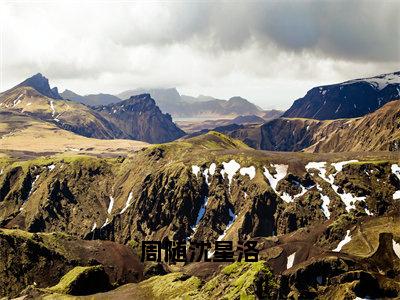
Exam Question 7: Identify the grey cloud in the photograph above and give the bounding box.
[111,1,399,62]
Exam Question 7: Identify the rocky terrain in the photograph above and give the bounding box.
[283,71,400,120]
[92,94,185,143]
[1,71,400,299]
[213,98,400,152]
[1,131,400,298]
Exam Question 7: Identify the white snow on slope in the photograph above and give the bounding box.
[203,168,210,185]
[287,252,296,269]
[14,94,24,107]
[191,197,209,235]
[101,218,109,228]
[264,164,307,203]
[393,191,400,200]
[209,163,216,175]
[306,161,366,212]
[222,160,241,187]
[343,72,400,91]
[50,101,56,117]
[239,166,256,180]
[28,175,40,197]
[331,160,358,173]
[393,240,400,259]
[192,165,200,177]
[107,196,115,214]
[333,230,352,252]
[263,164,288,191]
[47,164,55,171]
[391,164,400,200]
[317,184,331,219]
[120,192,133,214]
[217,208,237,241]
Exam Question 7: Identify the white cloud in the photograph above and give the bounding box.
[1,0,399,110]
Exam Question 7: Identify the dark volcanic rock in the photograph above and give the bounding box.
[283,71,400,120]
[93,94,185,143]
[16,73,62,99]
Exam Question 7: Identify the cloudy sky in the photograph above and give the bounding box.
[1,0,399,109]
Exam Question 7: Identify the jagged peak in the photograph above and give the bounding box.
[15,73,62,99]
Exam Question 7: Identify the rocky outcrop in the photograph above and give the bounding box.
[0,229,143,297]
[93,94,185,143]
[15,73,62,99]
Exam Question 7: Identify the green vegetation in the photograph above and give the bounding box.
[47,265,106,294]
[203,261,276,300]
[139,272,203,299]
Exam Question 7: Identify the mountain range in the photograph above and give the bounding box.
[2,71,400,299]
[1,74,184,143]
[61,87,271,119]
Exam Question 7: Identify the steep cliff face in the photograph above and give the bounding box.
[93,94,185,143]
[224,99,400,152]
[1,132,400,245]
[283,71,400,120]
[1,132,400,298]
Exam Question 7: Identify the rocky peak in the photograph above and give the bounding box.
[120,94,158,112]
[16,73,62,99]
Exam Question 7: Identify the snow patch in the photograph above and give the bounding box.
[47,164,55,171]
[333,230,352,252]
[263,164,288,191]
[239,166,256,180]
[107,196,115,214]
[393,240,400,259]
[209,163,216,175]
[28,175,40,197]
[222,160,241,187]
[101,218,109,228]
[192,165,200,177]
[191,197,209,236]
[287,252,296,269]
[120,192,133,214]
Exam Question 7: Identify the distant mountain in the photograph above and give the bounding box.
[0,75,185,143]
[176,114,273,134]
[61,89,121,106]
[117,88,266,118]
[16,73,62,99]
[283,71,400,120]
[92,94,185,143]
[221,98,400,152]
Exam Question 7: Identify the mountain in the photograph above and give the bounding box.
[92,94,185,143]
[0,85,122,139]
[283,71,400,120]
[177,113,282,134]
[15,73,62,99]
[117,88,266,118]
[222,98,400,152]
[0,74,186,144]
[1,132,400,298]
[61,89,122,106]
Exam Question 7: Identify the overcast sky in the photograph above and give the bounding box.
[1,0,399,109]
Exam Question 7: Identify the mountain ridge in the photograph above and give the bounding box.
[283,71,400,120]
